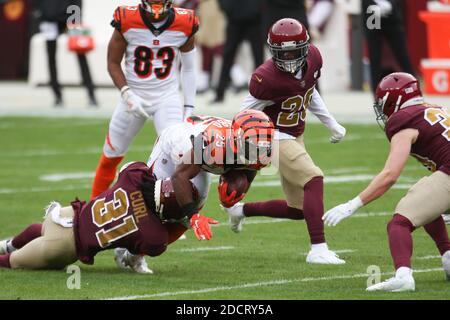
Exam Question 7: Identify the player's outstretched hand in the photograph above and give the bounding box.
[190,214,219,240]
[330,123,346,144]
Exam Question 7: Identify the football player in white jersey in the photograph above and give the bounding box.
[115,112,275,272]
[91,0,199,199]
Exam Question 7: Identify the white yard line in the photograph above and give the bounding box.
[105,267,443,300]
[173,246,235,253]
[4,146,151,158]
[0,184,91,194]
[417,255,441,260]
[40,172,95,182]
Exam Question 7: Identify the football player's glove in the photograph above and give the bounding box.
[329,123,346,144]
[121,86,152,119]
[218,180,246,208]
[190,214,219,240]
[323,197,363,226]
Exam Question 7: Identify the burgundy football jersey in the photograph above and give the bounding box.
[386,104,450,175]
[71,162,168,265]
[249,44,323,138]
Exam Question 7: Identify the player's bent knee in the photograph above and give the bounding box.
[103,142,128,158]
[387,214,415,233]
[147,244,167,257]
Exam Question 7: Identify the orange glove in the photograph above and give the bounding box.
[218,181,246,208]
[190,214,219,240]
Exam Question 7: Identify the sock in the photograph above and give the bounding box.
[311,242,328,253]
[165,223,188,245]
[91,154,124,199]
[303,177,326,244]
[396,266,413,278]
[243,200,304,219]
[387,214,415,269]
[424,216,450,256]
[0,254,11,269]
[11,224,43,250]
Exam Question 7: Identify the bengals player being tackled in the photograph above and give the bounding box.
[0,162,215,272]
[114,111,275,270]
[324,73,450,292]
[223,18,347,264]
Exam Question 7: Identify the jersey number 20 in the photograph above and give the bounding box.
[134,46,175,80]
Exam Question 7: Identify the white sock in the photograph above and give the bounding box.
[311,242,328,253]
[6,239,16,253]
[396,266,412,278]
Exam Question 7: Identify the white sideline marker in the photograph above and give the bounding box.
[105,267,443,300]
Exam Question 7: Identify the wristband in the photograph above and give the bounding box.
[349,196,364,213]
[181,202,197,219]
[120,85,130,99]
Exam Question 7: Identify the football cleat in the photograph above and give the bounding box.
[114,248,153,274]
[442,251,450,281]
[0,238,12,255]
[222,202,245,233]
[366,267,415,292]
[306,249,346,265]
[442,214,450,225]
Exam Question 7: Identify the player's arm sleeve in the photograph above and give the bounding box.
[308,88,340,130]
[385,112,413,141]
[241,94,274,111]
[181,48,196,107]
[241,74,275,110]
[110,7,122,32]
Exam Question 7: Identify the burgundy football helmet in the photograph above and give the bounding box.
[267,18,310,74]
[154,177,199,223]
[374,72,422,128]
[142,0,173,20]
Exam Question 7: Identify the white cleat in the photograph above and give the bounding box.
[0,239,12,255]
[222,202,245,233]
[442,214,450,225]
[367,267,415,292]
[306,249,346,265]
[114,248,153,274]
[179,234,187,240]
[442,251,450,281]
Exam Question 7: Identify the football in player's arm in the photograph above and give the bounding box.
[167,112,274,239]
[323,72,450,292]
[91,0,199,199]
[0,162,215,272]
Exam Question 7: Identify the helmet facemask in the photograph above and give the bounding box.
[235,129,273,167]
[142,0,173,20]
[373,93,389,130]
[269,37,310,74]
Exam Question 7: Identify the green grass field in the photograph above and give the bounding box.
[0,117,449,300]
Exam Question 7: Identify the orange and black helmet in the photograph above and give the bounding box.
[232,110,274,169]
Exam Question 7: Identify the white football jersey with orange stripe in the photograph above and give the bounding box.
[112,5,199,103]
